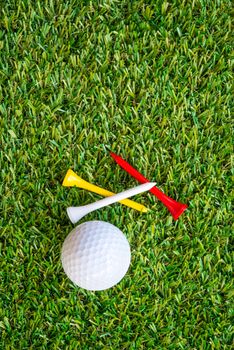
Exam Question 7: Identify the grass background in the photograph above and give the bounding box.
[0,0,233,349]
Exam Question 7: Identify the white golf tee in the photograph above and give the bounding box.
[67,182,156,224]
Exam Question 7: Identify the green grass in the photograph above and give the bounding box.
[0,0,233,349]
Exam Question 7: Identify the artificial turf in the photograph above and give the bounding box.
[0,0,233,349]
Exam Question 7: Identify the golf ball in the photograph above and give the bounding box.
[61,221,131,291]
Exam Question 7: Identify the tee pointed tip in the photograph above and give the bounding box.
[110,151,119,159]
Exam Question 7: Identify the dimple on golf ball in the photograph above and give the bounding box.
[61,221,131,291]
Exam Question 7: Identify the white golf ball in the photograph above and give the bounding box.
[61,221,131,291]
